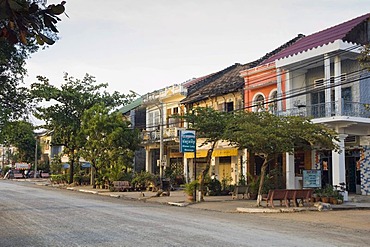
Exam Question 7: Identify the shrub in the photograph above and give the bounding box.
[131,171,157,190]
[184,180,199,196]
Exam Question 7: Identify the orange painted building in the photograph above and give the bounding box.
[240,62,286,113]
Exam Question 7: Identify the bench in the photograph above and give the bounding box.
[13,173,24,179]
[288,189,313,207]
[112,181,132,192]
[232,185,250,199]
[263,189,290,208]
[263,189,313,208]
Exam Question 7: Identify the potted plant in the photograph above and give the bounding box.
[321,185,334,203]
[247,173,258,200]
[184,180,198,202]
[313,188,322,202]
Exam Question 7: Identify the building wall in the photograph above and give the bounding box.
[360,145,370,195]
[241,63,285,112]
[305,59,361,105]
[192,92,243,112]
[360,71,370,102]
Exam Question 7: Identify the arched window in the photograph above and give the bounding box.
[268,90,278,114]
[253,94,265,112]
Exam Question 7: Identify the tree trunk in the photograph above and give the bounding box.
[198,141,217,201]
[68,149,76,185]
[69,158,74,184]
[256,158,268,207]
[91,166,96,188]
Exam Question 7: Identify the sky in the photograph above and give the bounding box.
[24,0,370,96]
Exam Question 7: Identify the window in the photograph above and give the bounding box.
[268,91,277,113]
[154,111,160,129]
[148,112,154,129]
[254,94,265,112]
[226,102,234,112]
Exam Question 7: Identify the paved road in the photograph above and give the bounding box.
[0,180,368,247]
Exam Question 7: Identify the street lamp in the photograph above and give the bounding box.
[130,90,165,187]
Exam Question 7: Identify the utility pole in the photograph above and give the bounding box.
[1,144,4,173]
[34,136,38,178]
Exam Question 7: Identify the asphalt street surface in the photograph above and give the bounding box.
[0,180,368,247]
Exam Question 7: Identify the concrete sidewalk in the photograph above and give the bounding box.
[41,181,370,213]
[21,178,370,213]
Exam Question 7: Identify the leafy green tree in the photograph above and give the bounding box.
[0,0,67,45]
[80,103,140,187]
[0,1,67,138]
[181,107,231,201]
[224,111,339,206]
[2,120,38,163]
[0,38,33,134]
[359,44,370,70]
[31,73,134,184]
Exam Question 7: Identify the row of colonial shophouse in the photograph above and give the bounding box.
[118,13,370,196]
[28,13,370,196]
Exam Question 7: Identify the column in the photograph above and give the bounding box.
[285,70,291,110]
[276,68,283,112]
[334,55,342,116]
[184,157,189,184]
[242,148,248,180]
[324,54,331,116]
[145,149,151,173]
[332,134,347,187]
[286,153,295,189]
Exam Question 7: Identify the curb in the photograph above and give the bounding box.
[168,202,189,207]
[236,207,319,213]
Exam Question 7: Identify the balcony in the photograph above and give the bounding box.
[278,101,370,119]
[141,127,186,143]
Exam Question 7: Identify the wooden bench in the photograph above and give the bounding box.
[287,189,313,207]
[13,173,24,179]
[263,189,313,208]
[232,185,250,199]
[112,181,132,192]
[263,189,289,208]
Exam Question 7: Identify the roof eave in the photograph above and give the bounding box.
[275,40,362,68]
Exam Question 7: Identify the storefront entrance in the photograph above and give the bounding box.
[345,150,361,193]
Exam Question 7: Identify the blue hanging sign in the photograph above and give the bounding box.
[180,130,196,153]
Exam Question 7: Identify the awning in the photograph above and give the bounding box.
[183,139,238,158]
[81,162,91,168]
[184,148,238,158]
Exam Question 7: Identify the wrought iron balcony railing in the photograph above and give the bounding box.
[277,101,370,119]
[141,127,186,142]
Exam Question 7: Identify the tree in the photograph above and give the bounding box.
[31,73,135,184]
[80,103,140,188]
[181,107,231,201]
[359,43,370,71]
[0,0,67,138]
[224,111,339,206]
[0,0,67,45]
[2,120,38,164]
[0,37,34,135]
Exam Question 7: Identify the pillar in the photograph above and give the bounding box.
[184,157,189,184]
[145,148,151,173]
[334,55,342,116]
[276,68,283,112]
[324,54,331,116]
[286,153,295,189]
[332,134,347,187]
[285,70,292,110]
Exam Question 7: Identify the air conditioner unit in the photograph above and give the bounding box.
[344,135,357,144]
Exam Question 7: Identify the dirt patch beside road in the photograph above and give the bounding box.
[258,210,370,232]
